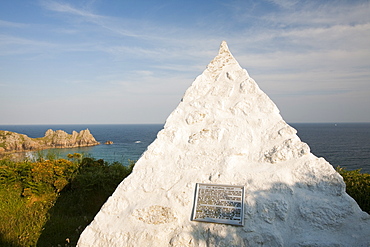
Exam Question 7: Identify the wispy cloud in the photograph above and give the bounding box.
[1,0,369,124]
[40,0,149,39]
[0,34,57,55]
[277,23,370,49]
[9,0,370,78]
[40,0,99,19]
[261,1,370,26]
[36,0,370,91]
[0,19,28,28]
[223,1,370,100]
[39,0,222,54]
[266,0,299,9]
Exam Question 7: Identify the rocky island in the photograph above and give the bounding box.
[0,129,100,153]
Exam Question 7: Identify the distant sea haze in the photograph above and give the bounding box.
[0,123,369,173]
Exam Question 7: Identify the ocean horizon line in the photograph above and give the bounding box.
[0,123,165,126]
[1,122,370,126]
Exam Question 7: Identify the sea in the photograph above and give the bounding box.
[0,123,369,173]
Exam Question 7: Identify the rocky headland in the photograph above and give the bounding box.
[0,129,100,153]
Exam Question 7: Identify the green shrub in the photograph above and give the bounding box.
[336,166,370,214]
[0,158,80,246]
[0,155,135,247]
[37,158,135,247]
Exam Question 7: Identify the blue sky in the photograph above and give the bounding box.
[1,0,369,124]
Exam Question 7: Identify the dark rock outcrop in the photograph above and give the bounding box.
[0,129,100,153]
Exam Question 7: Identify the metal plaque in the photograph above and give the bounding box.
[191,183,245,226]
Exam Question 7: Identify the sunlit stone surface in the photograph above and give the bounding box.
[78,41,370,247]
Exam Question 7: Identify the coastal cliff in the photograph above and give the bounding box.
[0,129,100,153]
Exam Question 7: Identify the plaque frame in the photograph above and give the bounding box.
[191,183,245,226]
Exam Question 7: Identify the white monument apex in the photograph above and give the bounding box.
[78,41,370,247]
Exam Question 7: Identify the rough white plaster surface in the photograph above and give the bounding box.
[78,42,370,247]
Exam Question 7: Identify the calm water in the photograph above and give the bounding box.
[1,123,369,173]
[291,123,370,173]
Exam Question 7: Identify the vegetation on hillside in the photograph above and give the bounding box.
[0,153,135,247]
[336,166,370,213]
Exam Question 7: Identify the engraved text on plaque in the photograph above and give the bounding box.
[191,183,245,226]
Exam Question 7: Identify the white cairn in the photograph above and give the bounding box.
[78,41,370,247]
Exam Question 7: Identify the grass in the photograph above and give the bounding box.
[0,184,56,246]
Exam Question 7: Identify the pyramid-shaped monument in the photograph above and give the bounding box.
[78,42,370,246]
